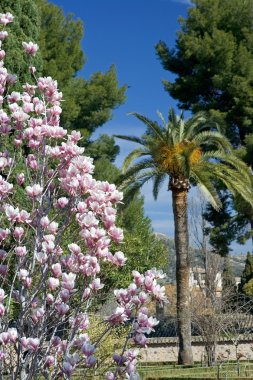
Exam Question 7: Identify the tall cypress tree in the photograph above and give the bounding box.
[240,252,253,292]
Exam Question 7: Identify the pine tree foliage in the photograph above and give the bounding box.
[0,0,43,86]
[156,0,253,144]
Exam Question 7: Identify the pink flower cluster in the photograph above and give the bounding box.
[0,14,167,380]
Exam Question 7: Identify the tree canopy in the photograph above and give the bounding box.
[0,0,43,86]
[156,0,253,144]
[155,0,253,253]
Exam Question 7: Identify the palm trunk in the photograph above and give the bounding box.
[172,188,193,365]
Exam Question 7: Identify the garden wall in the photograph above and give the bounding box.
[140,335,253,362]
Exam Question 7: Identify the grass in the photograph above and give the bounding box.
[138,362,253,379]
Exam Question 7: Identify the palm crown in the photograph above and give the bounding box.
[115,109,253,209]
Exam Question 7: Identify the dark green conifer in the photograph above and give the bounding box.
[240,252,253,292]
[0,0,43,86]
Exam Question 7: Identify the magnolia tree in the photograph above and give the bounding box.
[0,13,166,380]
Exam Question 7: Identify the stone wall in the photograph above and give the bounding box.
[140,335,253,363]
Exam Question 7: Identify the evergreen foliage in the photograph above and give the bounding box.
[240,252,253,294]
[60,67,126,135]
[85,134,120,163]
[204,191,235,256]
[222,257,236,292]
[36,0,85,85]
[0,0,43,86]
[156,0,253,252]
[156,0,253,144]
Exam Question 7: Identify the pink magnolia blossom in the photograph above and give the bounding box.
[0,332,9,344]
[0,50,5,60]
[86,355,96,367]
[55,302,69,316]
[90,278,104,292]
[0,289,5,302]
[0,175,13,199]
[62,273,76,291]
[81,342,96,357]
[17,173,25,185]
[8,328,18,343]
[113,251,127,267]
[48,277,60,291]
[62,362,73,377]
[45,355,55,367]
[105,372,116,380]
[23,337,40,351]
[40,216,50,228]
[47,221,58,234]
[57,197,69,208]
[0,304,5,316]
[25,184,43,199]
[15,246,27,257]
[22,42,39,56]
[46,294,54,304]
[52,263,62,278]
[0,31,8,40]
[26,154,38,170]
[109,226,124,243]
[6,74,17,85]
[29,66,36,75]
[0,229,9,242]
[0,13,14,26]
[13,226,25,240]
[18,269,29,280]
[0,265,7,277]
[60,289,70,302]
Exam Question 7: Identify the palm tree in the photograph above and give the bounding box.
[115,109,253,365]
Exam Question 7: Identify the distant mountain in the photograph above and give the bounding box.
[155,233,247,282]
[229,254,247,277]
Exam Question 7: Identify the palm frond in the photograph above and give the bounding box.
[129,112,165,141]
[122,148,150,173]
[209,164,253,207]
[156,110,166,128]
[120,170,159,197]
[190,167,221,210]
[122,158,156,179]
[113,134,146,145]
[184,112,219,139]
[194,131,231,152]
[152,172,167,200]
[203,151,252,181]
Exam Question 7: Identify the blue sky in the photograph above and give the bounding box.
[50,0,251,254]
